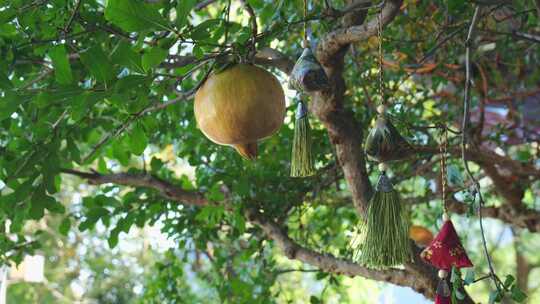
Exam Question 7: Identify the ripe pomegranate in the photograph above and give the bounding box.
[194,64,285,159]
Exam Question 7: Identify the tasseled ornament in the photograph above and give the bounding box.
[435,270,452,304]
[365,106,413,162]
[358,165,412,268]
[291,101,315,177]
[288,43,327,177]
[421,215,473,304]
[289,46,329,92]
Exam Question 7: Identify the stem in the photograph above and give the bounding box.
[461,5,502,293]
[239,0,257,61]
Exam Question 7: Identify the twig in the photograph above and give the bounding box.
[275,268,319,275]
[480,29,540,44]
[82,93,190,163]
[461,5,503,293]
[19,0,48,11]
[239,0,258,60]
[195,0,217,10]
[418,25,467,64]
[63,0,82,35]
[18,68,53,90]
[473,274,491,283]
[474,62,488,140]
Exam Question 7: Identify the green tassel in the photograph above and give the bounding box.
[291,101,315,177]
[358,171,412,268]
[365,114,413,162]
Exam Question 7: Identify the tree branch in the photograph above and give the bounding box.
[317,0,403,64]
[163,48,294,74]
[61,167,431,299]
[253,47,295,74]
[60,168,209,207]
[446,197,540,232]
[245,208,440,299]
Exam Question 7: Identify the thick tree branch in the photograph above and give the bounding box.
[414,145,540,178]
[61,167,435,299]
[253,47,295,74]
[317,0,403,64]
[62,167,540,300]
[61,169,209,207]
[245,208,440,299]
[310,1,373,215]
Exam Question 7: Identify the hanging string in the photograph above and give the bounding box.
[439,126,449,217]
[377,8,385,106]
[303,0,308,47]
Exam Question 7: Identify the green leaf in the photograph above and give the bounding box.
[105,0,170,32]
[29,198,45,220]
[80,45,115,86]
[30,190,63,219]
[108,227,120,249]
[129,124,148,155]
[97,157,108,174]
[0,92,19,121]
[0,23,17,38]
[450,266,459,283]
[46,197,66,214]
[0,71,12,89]
[310,296,322,304]
[59,217,71,236]
[142,47,169,71]
[447,164,464,188]
[176,0,197,29]
[511,285,527,302]
[150,157,164,172]
[195,205,225,227]
[79,207,109,231]
[190,19,221,41]
[206,183,225,202]
[489,290,502,304]
[49,45,73,85]
[464,269,475,285]
[111,41,144,73]
[503,275,515,288]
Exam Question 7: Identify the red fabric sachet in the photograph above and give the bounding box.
[421,220,473,270]
[435,294,451,304]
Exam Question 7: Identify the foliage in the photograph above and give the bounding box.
[0,0,539,303]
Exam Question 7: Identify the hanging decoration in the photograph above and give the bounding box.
[364,109,413,162]
[363,9,412,163]
[289,46,329,92]
[358,163,412,268]
[356,11,412,268]
[421,129,473,304]
[289,0,329,177]
[194,64,286,160]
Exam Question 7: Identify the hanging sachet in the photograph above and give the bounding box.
[421,129,473,304]
[289,0,329,178]
[365,107,413,162]
[354,10,412,269]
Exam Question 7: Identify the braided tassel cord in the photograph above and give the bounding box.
[291,101,315,177]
